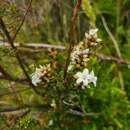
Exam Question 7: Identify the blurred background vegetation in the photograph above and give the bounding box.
[0,0,130,129]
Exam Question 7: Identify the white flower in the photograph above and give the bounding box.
[85,28,102,45]
[74,68,97,88]
[75,69,89,86]
[68,64,73,71]
[31,64,51,86]
[85,28,98,39]
[82,48,90,54]
[89,70,97,86]
[89,28,98,36]
[31,67,43,86]
[69,28,102,69]
[31,73,42,86]
[96,38,102,42]
[51,99,56,108]
[48,120,54,126]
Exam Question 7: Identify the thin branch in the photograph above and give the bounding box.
[64,0,82,83]
[12,0,33,41]
[0,64,28,87]
[96,53,130,66]
[1,42,130,66]
[100,14,122,58]
[99,13,124,90]
[0,18,40,95]
[68,109,100,117]
[0,104,50,113]
[0,42,65,50]
[0,75,29,85]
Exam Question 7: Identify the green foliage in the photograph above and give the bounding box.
[81,0,96,27]
[0,0,130,130]
[14,114,38,130]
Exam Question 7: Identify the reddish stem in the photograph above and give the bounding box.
[64,0,82,84]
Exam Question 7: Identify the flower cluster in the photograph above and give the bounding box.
[84,28,102,47]
[74,68,97,89]
[68,28,101,71]
[31,29,101,89]
[68,28,102,88]
[31,64,51,86]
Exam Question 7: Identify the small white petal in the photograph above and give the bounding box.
[39,65,43,68]
[97,38,102,42]
[89,28,98,35]
[51,99,56,107]
[93,77,97,87]
[83,79,89,86]
[91,77,97,87]
[68,65,73,71]
[74,68,97,88]
[91,42,97,46]
[82,48,89,54]
[75,72,82,78]
[48,120,53,126]
[89,70,97,86]
[81,85,85,89]
[85,32,89,38]
[76,78,83,84]
[90,70,94,76]
[32,78,41,86]
[83,69,89,76]
[93,80,97,87]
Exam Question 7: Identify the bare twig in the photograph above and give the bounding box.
[1,42,130,66]
[100,13,124,90]
[0,42,65,50]
[68,109,100,117]
[100,14,122,58]
[96,53,130,66]
[0,18,40,95]
[0,63,29,87]
[12,0,33,41]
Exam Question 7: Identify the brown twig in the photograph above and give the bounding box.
[96,53,130,66]
[0,18,40,95]
[0,42,65,50]
[1,42,130,66]
[64,0,82,83]
[12,0,33,41]
[0,63,29,86]
[68,109,100,117]
[1,41,130,66]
